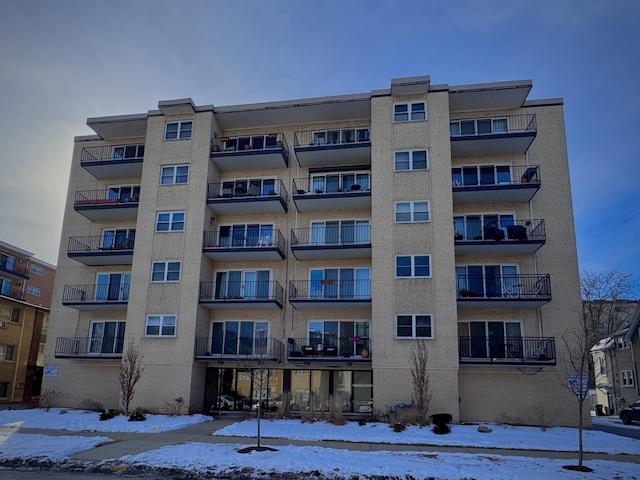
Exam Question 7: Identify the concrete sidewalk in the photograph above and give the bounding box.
[9,416,640,465]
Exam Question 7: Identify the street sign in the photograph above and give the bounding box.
[567,373,588,396]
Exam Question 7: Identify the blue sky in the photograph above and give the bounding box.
[0,0,638,282]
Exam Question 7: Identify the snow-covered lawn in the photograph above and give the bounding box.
[1,409,640,480]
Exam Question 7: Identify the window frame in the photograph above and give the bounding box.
[621,370,634,387]
[26,285,41,296]
[160,165,189,185]
[396,255,431,278]
[156,211,185,232]
[164,121,193,140]
[151,261,181,283]
[394,150,428,171]
[396,314,433,339]
[395,201,430,223]
[0,382,9,398]
[394,102,427,122]
[0,344,15,361]
[29,264,44,275]
[145,315,177,337]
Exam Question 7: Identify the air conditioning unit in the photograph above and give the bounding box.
[0,322,7,328]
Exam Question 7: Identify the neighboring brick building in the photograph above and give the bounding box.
[0,240,54,402]
[44,75,585,426]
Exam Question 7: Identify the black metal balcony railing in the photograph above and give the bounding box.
[203,229,285,251]
[292,176,371,195]
[199,281,284,303]
[55,336,124,358]
[450,114,536,138]
[74,188,140,206]
[0,289,24,301]
[288,280,371,301]
[207,179,288,200]
[81,144,145,163]
[456,274,550,300]
[68,235,136,254]
[454,219,545,242]
[0,259,28,277]
[62,284,130,303]
[452,164,540,188]
[458,336,555,364]
[287,337,372,360]
[291,225,371,247]
[294,127,371,147]
[195,337,284,361]
[211,133,288,157]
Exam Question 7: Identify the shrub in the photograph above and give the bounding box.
[128,410,146,422]
[79,399,104,412]
[430,413,452,435]
[99,409,117,421]
[38,388,65,412]
[25,396,40,409]
[358,419,367,426]
[390,421,406,433]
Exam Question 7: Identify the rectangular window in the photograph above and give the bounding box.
[156,211,185,232]
[1,306,20,323]
[396,255,431,278]
[89,321,126,354]
[151,261,181,282]
[146,315,176,337]
[394,102,426,122]
[160,165,189,185]
[165,121,192,140]
[394,150,428,171]
[621,370,634,387]
[211,320,269,356]
[0,344,15,361]
[308,268,370,299]
[307,320,370,357]
[218,224,274,247]
[214,270,271,299]
[112,144,144,160]
[0,382,9,398]
[395,201,430,223]
[29,264,44,275]
[598,356,607,375]
[26,286,41,296]
[396,315,432,339]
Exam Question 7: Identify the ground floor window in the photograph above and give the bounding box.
[0,382,9,398]
[205,367,373,414]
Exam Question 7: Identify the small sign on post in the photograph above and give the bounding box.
[567,373,588,397]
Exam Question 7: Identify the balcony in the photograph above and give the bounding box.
[459,336,556,366]
[210,133,288,171]
[62,284,129,311]
[203,229,285,261]
[67,235,135,265]
[456,274,551,309]
[54,336,124,359]
[454,219,545,255]
[0,259,28,279]
[292,176,371,212]
[199,281,284,309]
[74,188,140,222]
[288,280,371,309]
[450,114,537,157]
[80,144,144,179]
[286,337,371,364]
[452,165,540,204]
[290,225,371,260]
[207,180,288,215]
[194,337,284,363]
[294,127,371,167]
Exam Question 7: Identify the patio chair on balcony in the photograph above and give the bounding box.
[507,225,527,240]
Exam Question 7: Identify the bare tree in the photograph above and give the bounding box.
[410,340,432,426]
[240,356,275,449]
[560,316,596,472]
[581,270,638,346]
[119,339,144,415]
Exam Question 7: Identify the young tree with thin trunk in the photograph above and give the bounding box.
[560,316,596,473]
[119,339,144,415]
[410,340,432,426]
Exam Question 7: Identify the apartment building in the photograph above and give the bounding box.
[0,240,54,402]
[44,75,584,426]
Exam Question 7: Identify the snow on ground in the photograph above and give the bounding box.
[1,409,639,480]
[0,408,211,433]
[215,418,640,454]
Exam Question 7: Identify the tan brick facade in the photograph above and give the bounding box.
[43,77,585,426]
